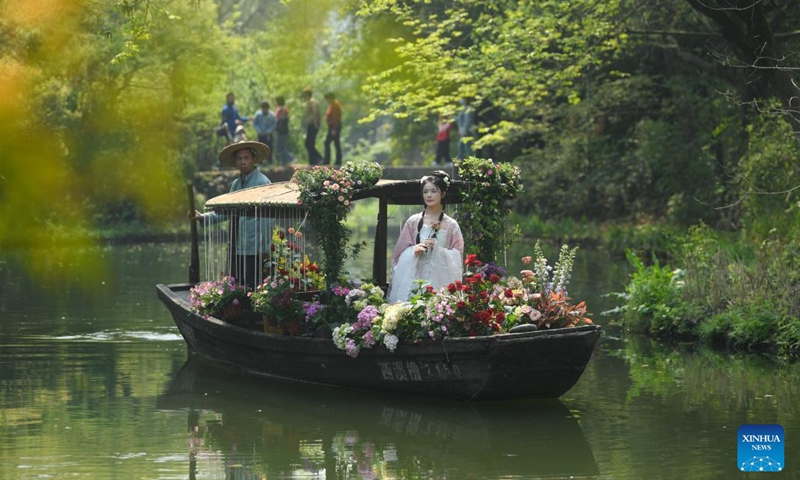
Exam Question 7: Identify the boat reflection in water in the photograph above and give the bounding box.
[158,356,599,479]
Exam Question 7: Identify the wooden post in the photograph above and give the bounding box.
[187,181,200,284]
[373,195,388,286]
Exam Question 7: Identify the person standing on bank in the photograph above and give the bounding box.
[301,87,322,165]
[190,141,273,288]
[387,171,464,303]
[252,101,277,165]
[221,92,248,146]
[434,113,453,165]
[274,96,296,165]
[324,92,343,166]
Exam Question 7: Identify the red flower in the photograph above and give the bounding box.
[456,301,467,309]
[473,310,491,324]
[447,283,457,293]
[496,312,506,322]
[504,288,513,298]
[425,285,435,294]
[465,254,482,267]
[489,274,501,283]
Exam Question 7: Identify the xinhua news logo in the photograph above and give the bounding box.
[738,424,784,472]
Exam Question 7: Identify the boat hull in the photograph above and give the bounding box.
[157,283,601,401]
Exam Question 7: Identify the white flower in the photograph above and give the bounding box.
[383,334,399,352]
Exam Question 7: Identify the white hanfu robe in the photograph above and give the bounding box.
[387,213,464,303]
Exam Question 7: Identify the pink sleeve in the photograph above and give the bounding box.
[391,216,418,266]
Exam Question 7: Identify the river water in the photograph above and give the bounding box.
[1,241,798,479]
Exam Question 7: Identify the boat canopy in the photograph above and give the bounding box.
[204,179,471,213]
[202,178,475,285]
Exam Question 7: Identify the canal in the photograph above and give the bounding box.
[0,238,798,479]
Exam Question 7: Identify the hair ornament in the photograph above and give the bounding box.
[420,170,451,187]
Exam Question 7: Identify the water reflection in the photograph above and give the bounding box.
[158,356,599,479]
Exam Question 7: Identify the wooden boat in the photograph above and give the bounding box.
[157,178,601,401]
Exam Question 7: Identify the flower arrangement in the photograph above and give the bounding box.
[292,160,383,287]
[341,160,383,189]
[328,242,592,357]
[188,275,248,319]
[329,283,389,357]
[249,275,305,333]
[455,156,523,264]
[265,226,325,291]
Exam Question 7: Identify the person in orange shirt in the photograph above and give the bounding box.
[324,92,343,166]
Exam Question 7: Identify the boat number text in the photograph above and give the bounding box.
[378,361,461,382]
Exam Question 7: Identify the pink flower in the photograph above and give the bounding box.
[521,256,532,265]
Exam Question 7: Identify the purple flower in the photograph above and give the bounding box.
[356,305,379,329]
[345,339,359,358]
[304,301,324,322]
[363,330,375,347]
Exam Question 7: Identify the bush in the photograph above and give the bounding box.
[618,249,691,336]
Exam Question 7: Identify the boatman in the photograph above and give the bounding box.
[191,141,273,288]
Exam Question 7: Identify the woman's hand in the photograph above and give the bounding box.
[414,238,437,256]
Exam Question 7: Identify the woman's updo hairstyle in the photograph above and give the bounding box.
[419,170,452,202]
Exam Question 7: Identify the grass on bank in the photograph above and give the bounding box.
[612,224,800,358]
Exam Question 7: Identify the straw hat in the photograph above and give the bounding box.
[218,141,270,167]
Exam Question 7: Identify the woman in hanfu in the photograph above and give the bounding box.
[387,171,464,303]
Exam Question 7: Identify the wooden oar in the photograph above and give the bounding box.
[187,181,200,284]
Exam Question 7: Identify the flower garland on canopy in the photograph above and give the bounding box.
[292,160,383,288]
[454,156,523,264]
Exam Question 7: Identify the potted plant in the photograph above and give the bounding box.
[187,275,249,321]
[249,275,306,335]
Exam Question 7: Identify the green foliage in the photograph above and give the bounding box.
[738,114,800,239]
[355,0,629,153]
[454,156,522,263]
[617,225,800,357]
[618,250,690,336]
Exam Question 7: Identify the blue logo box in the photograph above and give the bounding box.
[738,424,784,472]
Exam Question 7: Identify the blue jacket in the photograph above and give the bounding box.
[221,104,248,138]
[253,109,277,136]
